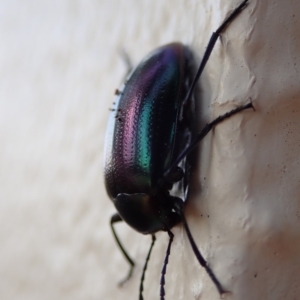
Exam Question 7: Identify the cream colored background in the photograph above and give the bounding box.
[1,0,300,299]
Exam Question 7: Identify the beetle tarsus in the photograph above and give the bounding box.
[216,0,249,34]
[248,97,256,111]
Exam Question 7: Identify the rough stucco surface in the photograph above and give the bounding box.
[1,0,300,300]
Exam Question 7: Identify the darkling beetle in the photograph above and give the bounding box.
[104,0,253,299]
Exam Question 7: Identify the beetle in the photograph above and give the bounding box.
[104,0,253,299]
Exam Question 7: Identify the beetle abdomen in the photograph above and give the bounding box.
[104,43,188,199]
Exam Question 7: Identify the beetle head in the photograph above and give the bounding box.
[114,193,181,234]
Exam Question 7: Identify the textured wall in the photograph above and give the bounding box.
[1,0,300,299]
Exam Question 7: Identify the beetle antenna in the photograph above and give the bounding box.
[139,234,156,300]
[110,213,136,286]
[160,230,174,300]
[173,199,228,295]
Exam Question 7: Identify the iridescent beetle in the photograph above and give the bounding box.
[104,1,252,299]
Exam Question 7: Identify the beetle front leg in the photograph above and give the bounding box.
[184,0,249,105]
[110,213,135,286]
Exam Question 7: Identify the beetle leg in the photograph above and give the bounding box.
[165,101,254,176]
[139,234,156,300]
[160,230,174,300]
[119,48,134,79]
[173,198,229,295]
[110,213,135,286]
[166,0,251,177]
[184,0,249,107]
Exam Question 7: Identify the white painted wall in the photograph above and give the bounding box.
[1,0,300,299]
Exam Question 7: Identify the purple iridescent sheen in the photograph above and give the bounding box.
[104,43,188,200]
